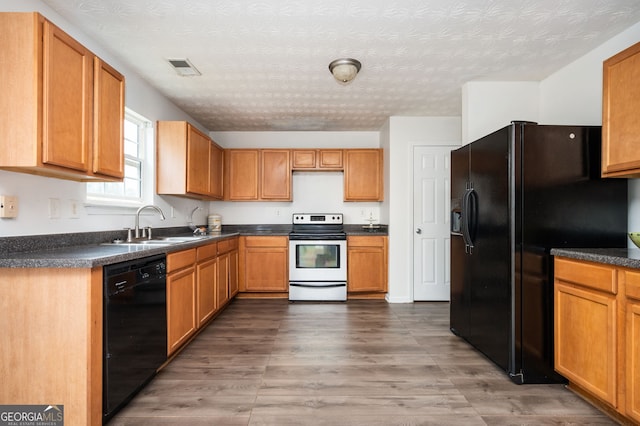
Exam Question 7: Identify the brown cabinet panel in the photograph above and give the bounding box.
[344,149,383,201]
[0,13,124,181]
[292,149,316,169]
[157,121,223,200]
[217,252,230,308]
[240,236,288,292]
[292,149,343,170]
[347,235,388,293]
[93,58,125,178]
[186,125,211,195]
[602,41,640,177]
[229,248,239,298]
[260,149,291,200]
[226,149,259,200]
[196,258,217,327]
[627,299,640,423]
[42,20,92,172]
[209,142,224,199]
[167,266,197,355]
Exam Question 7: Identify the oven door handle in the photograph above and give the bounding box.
[289,282,346,288]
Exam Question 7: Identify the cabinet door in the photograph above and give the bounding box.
[261,149,291,200]
[217,252,230,309]
[186,126,210,195]
[627,298,640,423]
[42,20,92,172]
[344,149,383,201]
[347,236,388,292]
[602,41,640,177]
[93,57,124,178]
[292,150,316,169]
[226,149,259,200]
[229,249,239,297]
[319,150,343,169]
[167,266,197,355]
[242,236,288,292]
[555,280,617,406]
[209,141,224,199]
[196,258,217,327]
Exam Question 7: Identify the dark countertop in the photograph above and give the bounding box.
[551,247,640,269]
[0,224,389,268]
[0,231,239,268]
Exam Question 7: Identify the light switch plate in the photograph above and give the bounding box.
[0,195,18,218]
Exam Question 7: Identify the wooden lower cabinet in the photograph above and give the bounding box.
[625,269,640,423]
[0,267,103,425]
[196,243,218,327]
[239,236,288,293]
[347,235,388,295]
[554,256,640,423]
[167,249,198,355]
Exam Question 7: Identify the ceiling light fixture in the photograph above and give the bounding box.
[328,58,361,85]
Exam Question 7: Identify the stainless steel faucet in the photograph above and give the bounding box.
[135,205,166,238]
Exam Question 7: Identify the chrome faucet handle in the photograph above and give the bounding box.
[124,228,133,242]
[145,226,153,239]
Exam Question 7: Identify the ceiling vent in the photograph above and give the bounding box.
[167,58,201,76]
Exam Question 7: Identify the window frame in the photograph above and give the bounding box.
[85,108,153,208]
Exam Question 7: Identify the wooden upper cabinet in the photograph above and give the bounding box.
[0,12,125,181]
[156,121,224,200]
[93,58,125,178]
[209,142,224,199]
[292,149,343,170]
[344,149,384,201]
[225,149,291,201]
[186,125,210,196]
[225,149,259,200]
[602,41,640,178]
[260,149,291,200]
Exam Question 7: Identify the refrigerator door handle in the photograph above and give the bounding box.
[461,187,472,252]
[467,188,478,252]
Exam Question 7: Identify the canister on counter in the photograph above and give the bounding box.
[208,214,221,234]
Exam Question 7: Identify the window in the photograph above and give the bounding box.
[87,109,151,205]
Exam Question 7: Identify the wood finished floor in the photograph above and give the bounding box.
[109,299,617,425]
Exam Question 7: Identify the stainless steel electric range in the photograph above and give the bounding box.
[288,213,347,301]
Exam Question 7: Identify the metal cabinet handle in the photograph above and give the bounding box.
[416,228,422,234]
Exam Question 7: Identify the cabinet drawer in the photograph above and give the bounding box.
[244,236,288,248]
[348,235,386,247]
[197,243,217,261]
[167,248,196,272]
[555,257,617,295]
[218,237,238,254]
[625,269,640,301]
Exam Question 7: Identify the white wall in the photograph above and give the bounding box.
[385,117,461,303]
[462,81,540,144]
[207,131,381,224]
[0,0,209,237]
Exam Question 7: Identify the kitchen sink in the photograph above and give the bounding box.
[154,236,211,242]
[101,235,212,247]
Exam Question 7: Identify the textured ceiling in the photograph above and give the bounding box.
[41,0,640,131]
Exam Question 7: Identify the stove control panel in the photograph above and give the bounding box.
[292,213,343,224]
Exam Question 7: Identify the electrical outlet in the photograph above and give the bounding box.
[48,198,60,219]
[69,199,80,219]
[0,195,18,218]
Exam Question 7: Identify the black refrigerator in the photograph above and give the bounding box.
[450,121,627,384]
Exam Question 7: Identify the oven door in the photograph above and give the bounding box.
[289,239,347,282]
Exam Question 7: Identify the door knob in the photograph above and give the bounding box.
[416,228,422,234]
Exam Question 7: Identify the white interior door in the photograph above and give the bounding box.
[413,146,453,301]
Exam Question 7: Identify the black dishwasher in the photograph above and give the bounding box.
[103,254,167,423]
